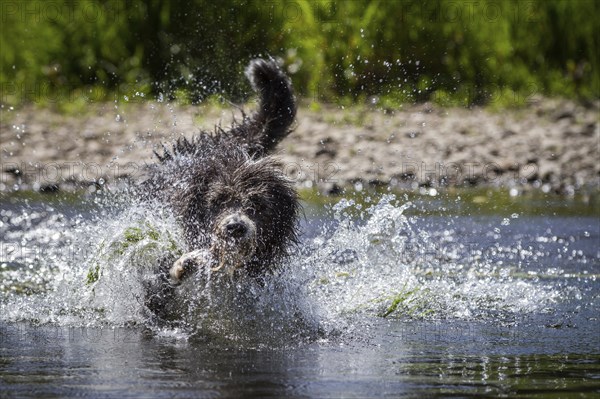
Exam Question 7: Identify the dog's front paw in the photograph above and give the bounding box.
[169,260,188,285]
[169,250,210,285]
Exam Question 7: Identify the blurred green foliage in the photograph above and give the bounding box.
[0,0,597,107]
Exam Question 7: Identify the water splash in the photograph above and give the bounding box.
[301,195,560,325]
[0,193,570,342]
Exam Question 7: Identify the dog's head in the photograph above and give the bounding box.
[177,153,299,275]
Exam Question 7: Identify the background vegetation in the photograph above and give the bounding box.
[1,0,598,108]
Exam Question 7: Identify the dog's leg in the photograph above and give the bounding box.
[169,249,212,285]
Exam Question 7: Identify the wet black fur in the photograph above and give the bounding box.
[144,59,299,284]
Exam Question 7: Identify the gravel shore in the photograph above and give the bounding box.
[1,98,598,195]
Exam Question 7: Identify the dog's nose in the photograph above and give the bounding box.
[225,221,247,238]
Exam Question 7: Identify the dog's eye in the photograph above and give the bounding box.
[246,207,256,215]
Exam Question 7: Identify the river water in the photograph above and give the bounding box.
[1,191,598,397]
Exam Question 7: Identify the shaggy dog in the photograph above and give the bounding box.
[142,59,299,318]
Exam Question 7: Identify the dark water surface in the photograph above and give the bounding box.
[1,192,599,398]
[1,319,599,398]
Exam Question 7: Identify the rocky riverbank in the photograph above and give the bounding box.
[1,98,598,195]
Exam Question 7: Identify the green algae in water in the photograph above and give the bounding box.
[380,287,422,318]
[85,264,101,285]
[85,222,184,286]
[300,187,600,217]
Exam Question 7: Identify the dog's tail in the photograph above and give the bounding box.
[242,58,296,154]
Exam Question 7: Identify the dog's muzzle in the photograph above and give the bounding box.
[170,212,258,284]
[211,212,257,272]
[224,217,249,239]
[218,213,255,241]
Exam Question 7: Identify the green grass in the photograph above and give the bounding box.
[1,0,597,108]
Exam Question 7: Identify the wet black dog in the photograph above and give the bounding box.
[143,59,299,318]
